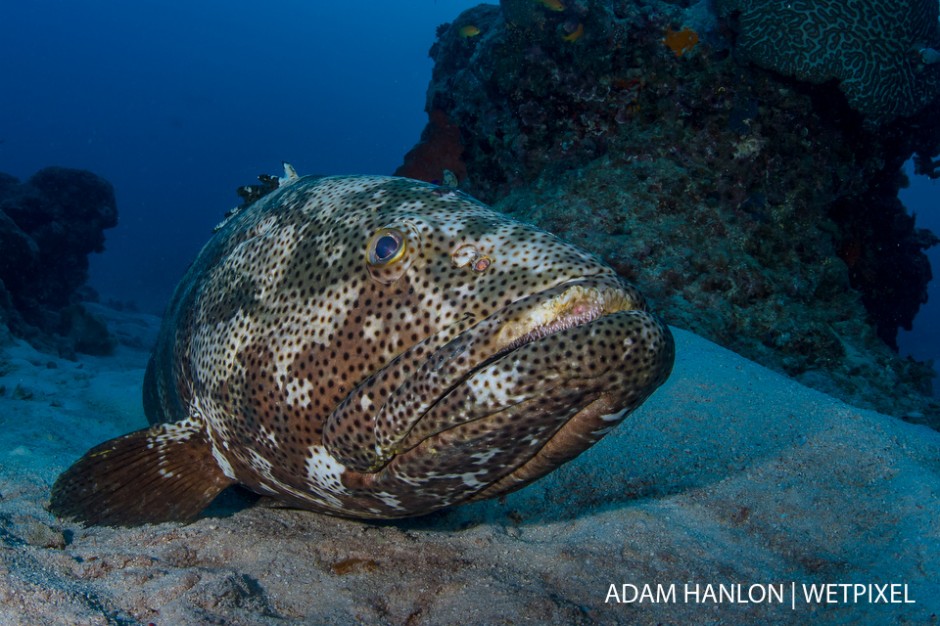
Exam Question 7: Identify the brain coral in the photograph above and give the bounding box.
[715,0,940,125]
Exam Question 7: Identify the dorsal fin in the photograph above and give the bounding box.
[49,419,234,526]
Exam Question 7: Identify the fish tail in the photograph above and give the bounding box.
[49,420,234,526]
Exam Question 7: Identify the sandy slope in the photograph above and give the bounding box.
[0,308,937,625]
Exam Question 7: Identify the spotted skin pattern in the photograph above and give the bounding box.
[53,174,674,525]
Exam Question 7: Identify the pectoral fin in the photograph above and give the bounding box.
[49,419,234,526]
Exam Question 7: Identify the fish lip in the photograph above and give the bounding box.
[491,275,648,354]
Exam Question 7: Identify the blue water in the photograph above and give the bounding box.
[1,0,938,379]
[0,0,478,314]
[898,168,940,381]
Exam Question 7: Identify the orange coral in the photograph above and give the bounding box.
[663,27,699,57]
[394,109,467,184]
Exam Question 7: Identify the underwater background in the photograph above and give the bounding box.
[0,0,481,314]
[1,1,940,623]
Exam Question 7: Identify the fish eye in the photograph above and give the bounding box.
[368,229,406,266]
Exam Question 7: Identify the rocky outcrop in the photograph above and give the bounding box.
[0,167,118,357]
[399,0,940,423]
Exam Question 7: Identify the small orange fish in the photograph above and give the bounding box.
[458,24,481,38]
[536,0,566,12]
[562,22,584,42]
[663,27,699,57]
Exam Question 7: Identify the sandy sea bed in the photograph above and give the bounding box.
[0,306,938,625]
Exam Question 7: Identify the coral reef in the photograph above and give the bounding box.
[0,167,118,357]
[714,0,940,126]
[399,0,940,423]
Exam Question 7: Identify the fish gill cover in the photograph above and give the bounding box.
[397,0,940,425]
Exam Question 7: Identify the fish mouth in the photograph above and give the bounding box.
[367,275,665,460]
[496,279,646,354]
[323,273,673,490]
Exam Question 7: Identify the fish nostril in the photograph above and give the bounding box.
[472,256,492,273]
[452,243,493,273]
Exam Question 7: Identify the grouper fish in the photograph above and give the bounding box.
[50,168,674,526]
